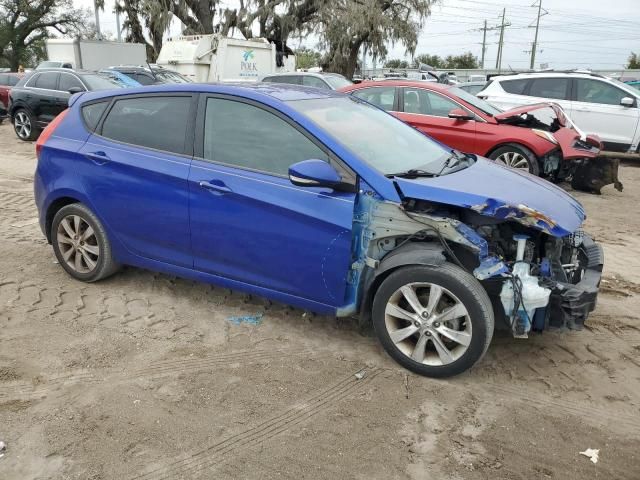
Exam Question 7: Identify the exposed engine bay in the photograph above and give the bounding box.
[350,187,603,339]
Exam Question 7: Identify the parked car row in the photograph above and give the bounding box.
[7,65,190,141]
[478,71,640,155]
[337,80,606,190]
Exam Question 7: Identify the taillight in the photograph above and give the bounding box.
[36,109,69,158]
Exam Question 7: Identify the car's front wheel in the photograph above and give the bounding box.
[489,144,540,175]
[51,203,120,282]
[13,109,39,141]
[372,263,494,378]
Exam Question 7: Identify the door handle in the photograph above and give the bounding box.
[199,180,232,194]
[85,151,110,165]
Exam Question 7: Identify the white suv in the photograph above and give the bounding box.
[478,72,640,154]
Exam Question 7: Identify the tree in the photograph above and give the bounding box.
[116,0,173,61]
[317,0,435,78]
[412,51,478,70]
[385,58,410,68]
[0,0,88,70]
[444,51,478,69]
[413,53,443,69]
[295,46,321,70]
[628,52,640,69]
[159,0,218,34]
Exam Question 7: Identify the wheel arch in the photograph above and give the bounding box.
[45,196,81,243]
[358,242,446,326]
[485,141,541,159]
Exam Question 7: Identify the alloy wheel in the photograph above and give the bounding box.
[495,151,530,171]
[56,215,100,274]
[14,112,31,140]
[384,282,472,366]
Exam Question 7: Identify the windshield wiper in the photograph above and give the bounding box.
[385,168,438,179]
[436,150,473,176]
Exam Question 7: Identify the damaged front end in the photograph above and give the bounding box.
[349,173,603,338]
[496,103,623,193]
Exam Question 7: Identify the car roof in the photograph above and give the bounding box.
[341,79,452,92]
[74,82,343,104]
[263,71,342,78]
[492,71,606,81]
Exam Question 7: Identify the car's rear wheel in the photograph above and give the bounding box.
[13,109,39,141]
[372,264,494,378]
[489,144,540,175]
[51,203,119,282]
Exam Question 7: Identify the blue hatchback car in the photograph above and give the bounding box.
[34,83,604,377]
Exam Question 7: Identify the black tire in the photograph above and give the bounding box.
[12,108,40,141]
[372,263,494,378]
[51,203,120,282]
[488,143,540,176]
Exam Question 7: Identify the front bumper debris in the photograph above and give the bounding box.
[571,156,623,194]
[547,235,603,330]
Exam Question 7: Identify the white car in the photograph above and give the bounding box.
[478,72,640,154]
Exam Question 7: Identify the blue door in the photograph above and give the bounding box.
[189,96,356,308]
[78,94,196,267]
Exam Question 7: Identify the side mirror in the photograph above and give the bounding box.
[289,159,343,190]
[620,97,635,107]
[448,108,474,121]
[68,86,84,94]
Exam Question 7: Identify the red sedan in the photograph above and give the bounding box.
[339,80,600,179]
[0,72,23,123]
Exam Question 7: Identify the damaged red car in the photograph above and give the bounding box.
[339,80,621,193]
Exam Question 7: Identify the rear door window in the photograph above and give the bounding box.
[575,79,629,105]
[203,98,328,176]
[101,96,192,154]
[500,79,529,94]
[34,72,59,90]
[403,88,463,117]
[133,73,155,85]
[59,73,85,92]
[302,76,330,89]
[352,87,397,111]
[263,75,301,85]
[528,78,570,100]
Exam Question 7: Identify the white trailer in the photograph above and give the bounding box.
[44,39,147,71]
[156,35,295,82]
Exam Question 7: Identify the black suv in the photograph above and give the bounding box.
[9,69,122,141]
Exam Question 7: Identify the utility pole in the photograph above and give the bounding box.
[93,0,102,40]
[530,0,548,69]
[495,8,507,72]
[481,20,487,69]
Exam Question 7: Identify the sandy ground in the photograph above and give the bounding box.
[0,120,638,480]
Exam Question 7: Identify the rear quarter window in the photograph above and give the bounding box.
[82,101,110,132]
[500,79,529,94]
[100,96,192,154]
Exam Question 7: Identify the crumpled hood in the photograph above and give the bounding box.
[394,158,585,237]
[494,102,567,126]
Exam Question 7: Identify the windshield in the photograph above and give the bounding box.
[154,69,191,83]
[82,74,124,90]
[324,75,353,89]
[448,86,502,115]
[607,77,639,96]
[289,97,451,175]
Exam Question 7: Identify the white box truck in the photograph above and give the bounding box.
[156,35,295,82]
[43,39,147,71]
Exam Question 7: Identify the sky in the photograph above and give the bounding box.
[75,0,640,71]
